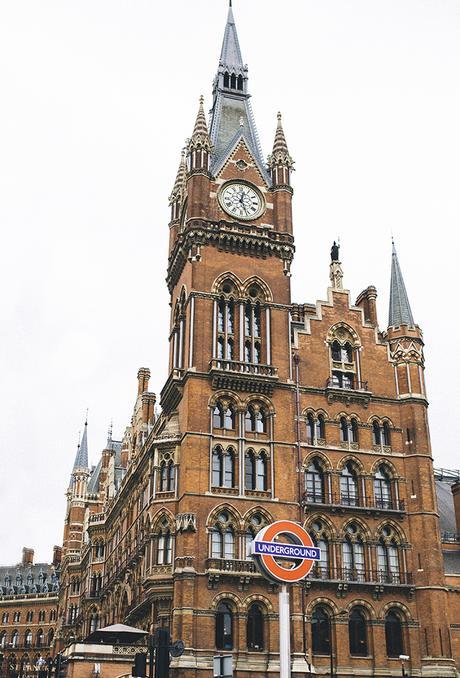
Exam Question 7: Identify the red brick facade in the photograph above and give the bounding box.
[56,5,460,678]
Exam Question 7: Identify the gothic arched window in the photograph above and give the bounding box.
[340,417,349,442]
[213,404,225,429]
[316,414,325,441]
[25,630,32,647]
[383,421,391,447]
[36,629,44,647]
[349,608,368,656]
[244,300,263,364]
[237,74,243,91]
[377,526,400,583]
[247,603,264,651]
[305,459,325,504]
[224,405,235,430]
[217,298,235,361]
[223,72,230,88]
[372,421,381,445]
[311,606,330,654]
[157,529,172,565]
[11,631,19,648]
[309,520,330,578]
[385,610,404,658]
[340,463,358,506]
[350,418,359,444]
[374,466,391,509]
[342,524,365,581]
[211,513,235,560]
[230,73,236,89]
[306,414,315,443]
[330,332,356,389]
[216,602,233,650]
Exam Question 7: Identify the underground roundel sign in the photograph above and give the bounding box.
[251,520,321,583]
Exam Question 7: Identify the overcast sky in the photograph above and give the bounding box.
[1,0,459,564]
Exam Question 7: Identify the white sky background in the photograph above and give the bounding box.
[0,0,459,564]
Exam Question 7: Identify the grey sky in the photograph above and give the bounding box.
[1,0,459,564]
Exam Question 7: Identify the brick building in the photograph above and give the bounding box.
[57,4,460,677]
[0,548,61,676]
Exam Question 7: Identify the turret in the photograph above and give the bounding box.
[385,241,425,400]
[168,148,187,253]
[267,112,294,234]
[186,96,212,222]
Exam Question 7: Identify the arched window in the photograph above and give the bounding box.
[216,602,233,650]
[305,459,325,504]
[383,422,391,447]
[377,526,400,583]
[224,406,235,430]
[340,417,348,442]
[223,448,235,488]
[0,632,6,649]
[36,630,44,647]
[374,466,391,509]
[216,298,235,361]
[311,607,330,654]
[306,414,315,444]
[245,449,256,490]
[211,513,235,560]
[245,450,267,491]
[89,612,99,634]
[349,608,368,656]
[255,408,265,433]
[47,629,54,646]
[385,610,404,657]
[342,524,365,581]
[25,630,32,647]
[213,404,224,429]
[244,301,263,364]
[237,74,243,91]
[12,631,19,648]
[330,333,356,389]
[230,74,236,89]
[256,452,268,491]
[372,421,381,445]
[212,446,233,488]
[157,529,172,565]
[340,463,358,506]
[223,72,229,88]
[167,461,175,491]
[244,514,263,559]
[309,520,330,578]
[159,462,168,492]
[350,418,359,444]
[247,603,264,650]
[316,415,325,441]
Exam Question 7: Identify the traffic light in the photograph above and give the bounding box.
[132,652,147,677]
[154,628,170,678]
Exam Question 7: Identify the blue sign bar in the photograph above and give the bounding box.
[254,540,321,561]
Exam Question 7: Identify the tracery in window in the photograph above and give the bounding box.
[244,295,263,364]
[212,401,235,430]
[342,523,365,581]
[157,517,173,565]
[304,458,326,504]
[210,512,236,559]
[212,445,236,489]
[243,512,268,559]
[309,520,330,577]
[245,404,267,434]
[374,466,392,509]
[216,602,233,650]
[328,325,360,390]
[340,462,359,506]
[377,525,401,583]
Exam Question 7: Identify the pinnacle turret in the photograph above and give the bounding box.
[169,148,187,205]
[268,112,294,186]
[388,241,415,328]
[187,97,212,173]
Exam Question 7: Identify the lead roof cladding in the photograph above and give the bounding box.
[209,4,270,184]
[388,242,415,328]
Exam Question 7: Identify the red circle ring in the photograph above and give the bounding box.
[255,520,316,583]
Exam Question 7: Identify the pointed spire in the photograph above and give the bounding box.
[73,418,89,470]
[268,112,294,174]
[388,240,415,327]
[188,96,212,168]
[220,2,244,69]
[169,147,187,204]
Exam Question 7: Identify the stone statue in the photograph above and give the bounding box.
[331,241,340,262]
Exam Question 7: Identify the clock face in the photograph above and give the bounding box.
[219,182,264,220]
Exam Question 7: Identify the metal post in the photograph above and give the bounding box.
[148,635,155,678]
[279,584,291,678]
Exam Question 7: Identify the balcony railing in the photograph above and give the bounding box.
[441,531,460,543]
[326,377,369,391]
[210,359,278,378]
[301,492,405,512]
[308,565,413,586]
[206,558,258,574]
[88,512,105,524]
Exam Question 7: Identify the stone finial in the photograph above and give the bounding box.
[188,96,211,153]
[267,112,294,172]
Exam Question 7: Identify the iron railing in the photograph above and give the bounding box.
[210,359,277,378]
[301,492,405,512]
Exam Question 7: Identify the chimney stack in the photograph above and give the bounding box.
[52,546,63,566]
[137,367,151,396]
[355,286,378,326]
[22,548,34,566]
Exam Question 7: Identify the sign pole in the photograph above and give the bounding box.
[279,584,291,678]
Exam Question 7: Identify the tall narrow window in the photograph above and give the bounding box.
[385,610,404,657]
[167,461,175,491]
[217,299,235,361]
[256,452,267,491]
[372,422,381,445]
[330,333,356,389]
[340,463,358,506]
[305,460,325,504]
[340,417,349,442]
[216,602,233,650]
[245,450,256,490]
[306,414,315,444]
[316,415,325,441]
[223,449,235,488]
[311,607,330,654]
[247,604,264,650]
[350,418,359,444]
[374,467,391,509]
[212,447,223,487]
[377,527,400,583]
[342,525,365,581]
[213,404,224,429]
[383,422,391,446]
[349,608,368,656]
[224,406,234,430]
[244,301,263,364]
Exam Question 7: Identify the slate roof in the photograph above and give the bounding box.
[209,5,269,183]
[388,242,415,327]
[73,420,89,470]
[0,562,60,596]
